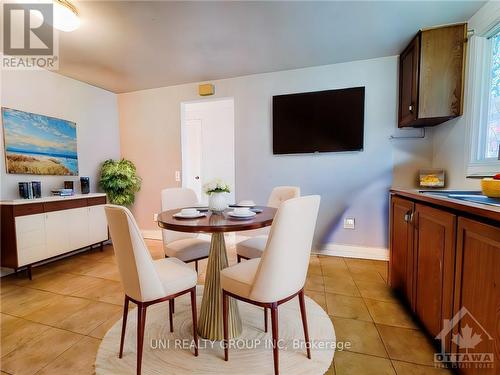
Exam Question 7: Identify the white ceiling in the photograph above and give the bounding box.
[58,1,484,93]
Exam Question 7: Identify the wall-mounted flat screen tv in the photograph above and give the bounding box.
[272,87,365,154]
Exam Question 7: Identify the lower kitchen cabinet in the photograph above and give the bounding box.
[413,204,456,344]
[389,192,500,373]
[452,217,500,375]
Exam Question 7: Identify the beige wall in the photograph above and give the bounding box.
[118,56,433,249]
[1,69,120,199]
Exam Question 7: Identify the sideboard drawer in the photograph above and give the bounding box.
[44,199,86,212]
[15,214,47,266]
[87,196,106,206]
[13,203,44,217]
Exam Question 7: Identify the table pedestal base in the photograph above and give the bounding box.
[198,233,242,340]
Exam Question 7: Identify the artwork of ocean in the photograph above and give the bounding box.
[2,108,79,176]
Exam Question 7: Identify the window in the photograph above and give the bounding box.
[467,25,500,177]
[484,33,500,159]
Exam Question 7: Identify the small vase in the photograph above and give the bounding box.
[208,192,227,213]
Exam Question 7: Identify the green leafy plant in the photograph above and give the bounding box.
[99,159,141,206]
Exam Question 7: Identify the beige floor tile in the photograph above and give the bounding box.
[0,283,24,296]
[364,299,417,329]
[377,324,437,366]
[334,351,395,375]
[1,326,83,375]
[57,301,122,335]
[304,290,327,310]
[392,360,453,375]
[324,274,360,297]
[70,277,124,305]
[1,313,51,357]
[320,257,349,276]
[355,279,397,302]
[305,274,325,292]
[44,257,96,275]
[0,287,61,317]
[23,295,92,327]
[35,336,101,375]
[331,317,388,357]
[326,293,372,321]
[308,261,323,276]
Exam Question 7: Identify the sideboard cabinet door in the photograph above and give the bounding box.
[15,213,47,266]
[68,207,90,250]
[45,210,71,258]
[89,205,108,244]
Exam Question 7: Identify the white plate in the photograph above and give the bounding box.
[228,211,256,218]
[237,200,255,207]
[173,212,206,219]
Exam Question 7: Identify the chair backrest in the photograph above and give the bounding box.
[161,188,198,244]
[267,186,301,208]
[105,205,165,302]
[250,195,320,303]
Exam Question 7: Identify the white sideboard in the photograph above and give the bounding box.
[1,194,108,279]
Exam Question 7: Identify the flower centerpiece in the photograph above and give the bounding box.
[204,179,230,213]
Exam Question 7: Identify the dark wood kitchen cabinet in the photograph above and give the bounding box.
[389,191,500,373]
[389,196,415,309]
[398,23,467,128]
[413,204,456,343]
[452,217,500,375]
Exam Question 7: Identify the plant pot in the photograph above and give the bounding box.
[208,192,228,213]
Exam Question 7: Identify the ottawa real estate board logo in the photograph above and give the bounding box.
[2,2,58,69]
[435,307,494,370]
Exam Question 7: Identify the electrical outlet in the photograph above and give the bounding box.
[153,213,158,222]
[344,218,355,229]
[175,171,181,182]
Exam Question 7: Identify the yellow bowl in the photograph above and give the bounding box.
[481,178,500,198]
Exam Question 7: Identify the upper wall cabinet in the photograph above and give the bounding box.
[398,23,467,128]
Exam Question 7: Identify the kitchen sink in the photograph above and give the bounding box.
[420,190,500,207]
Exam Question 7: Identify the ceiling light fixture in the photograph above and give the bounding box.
[53,0,80,32]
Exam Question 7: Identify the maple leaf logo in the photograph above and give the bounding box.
[452,325,482,351]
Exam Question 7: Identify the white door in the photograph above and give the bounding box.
[181,98,235,205]
[15,214,47,266]
[45,210,70,257]
[89,205,108,244]
[68,207,89,250]
[183,119,203,201]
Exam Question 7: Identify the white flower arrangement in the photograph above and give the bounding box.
[203,179,231,195]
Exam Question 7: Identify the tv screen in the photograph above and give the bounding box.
[272,87,365,154]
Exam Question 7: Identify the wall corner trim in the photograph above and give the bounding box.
[316,243,389,261]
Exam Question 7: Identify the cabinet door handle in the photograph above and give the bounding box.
[408,104,414,112]
[404,211,414,223]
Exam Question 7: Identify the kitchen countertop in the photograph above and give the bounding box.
[391,189,500,223]
[0,193,106,205]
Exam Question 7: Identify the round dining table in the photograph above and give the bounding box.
[156,206,276,341]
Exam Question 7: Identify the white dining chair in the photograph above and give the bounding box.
[161,188,210,272]
[221,195,320,375]
[105,205,198,375]
[236,186,300,262]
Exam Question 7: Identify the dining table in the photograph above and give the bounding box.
[156,206,276,341]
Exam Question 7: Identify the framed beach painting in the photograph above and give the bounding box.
[2,108,78,175]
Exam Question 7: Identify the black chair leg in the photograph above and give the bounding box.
[264,307,268,332]
[190,287,199,356]
[169,299,174,332]
[137,305,147,375]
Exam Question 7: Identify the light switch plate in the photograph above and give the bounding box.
[153,213,158,222]
[344,218,355,229]
[175,171,181,182]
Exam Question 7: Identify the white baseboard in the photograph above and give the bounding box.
[316,243,389,261]
[142,229,163,240]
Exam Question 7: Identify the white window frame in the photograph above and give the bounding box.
[466,13,500,177]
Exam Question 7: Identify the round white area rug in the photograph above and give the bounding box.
[96,286,335,374]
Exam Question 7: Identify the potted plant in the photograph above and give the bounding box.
[204,179,230,213]
[99,159,141,206]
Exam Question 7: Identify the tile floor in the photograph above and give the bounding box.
[0,240,451,375]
